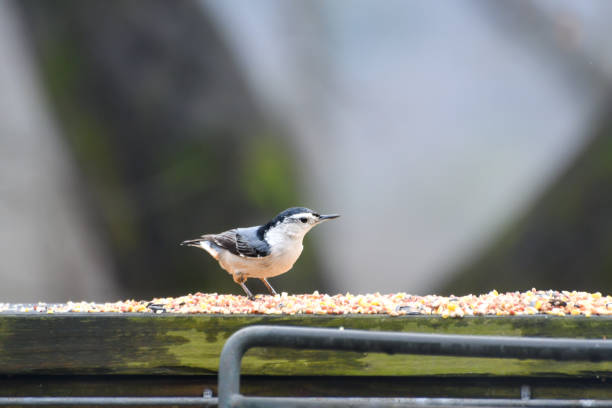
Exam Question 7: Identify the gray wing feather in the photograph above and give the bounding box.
[204,230,239,256]
[202,227,270,258]
[235,227,271,257]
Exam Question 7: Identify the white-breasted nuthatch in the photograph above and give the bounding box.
[181,207,339,299]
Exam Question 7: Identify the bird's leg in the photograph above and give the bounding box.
[260,278,278,296]
[239,283,255,300]
[233,273,255,300]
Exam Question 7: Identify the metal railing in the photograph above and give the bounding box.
[218,325,612,407]
[0,396,216,406]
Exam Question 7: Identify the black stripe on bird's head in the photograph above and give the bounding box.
[257,207,339,238]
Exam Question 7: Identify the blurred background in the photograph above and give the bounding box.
[1,0,612,302]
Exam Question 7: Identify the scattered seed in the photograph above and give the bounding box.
[0,290,610,317]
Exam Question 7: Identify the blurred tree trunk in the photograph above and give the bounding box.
[444,106,612,295]
[0,1,120,302]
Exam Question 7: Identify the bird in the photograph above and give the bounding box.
[181,207,340,299]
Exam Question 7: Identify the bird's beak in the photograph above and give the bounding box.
[318,214,340,222]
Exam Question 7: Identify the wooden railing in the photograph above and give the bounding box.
[1,313,611,401]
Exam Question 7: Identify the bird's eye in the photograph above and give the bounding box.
[300,217,308,223]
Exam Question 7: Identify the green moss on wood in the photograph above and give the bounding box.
[1,314,610,377]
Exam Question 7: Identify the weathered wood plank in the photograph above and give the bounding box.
[1,375,611,399]
[0,314,610,376]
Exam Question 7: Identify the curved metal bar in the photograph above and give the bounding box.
[218,325,612,407]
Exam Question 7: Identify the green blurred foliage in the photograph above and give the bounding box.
[242,136,298,211]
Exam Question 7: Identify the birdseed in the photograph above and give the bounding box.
[0,289,610,317]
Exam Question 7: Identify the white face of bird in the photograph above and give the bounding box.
[274,212,340,239]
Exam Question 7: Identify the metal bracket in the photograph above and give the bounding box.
[218,325,612,407]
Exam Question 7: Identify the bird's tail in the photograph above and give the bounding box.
[180,236,220,260]
[180,238,204,247]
